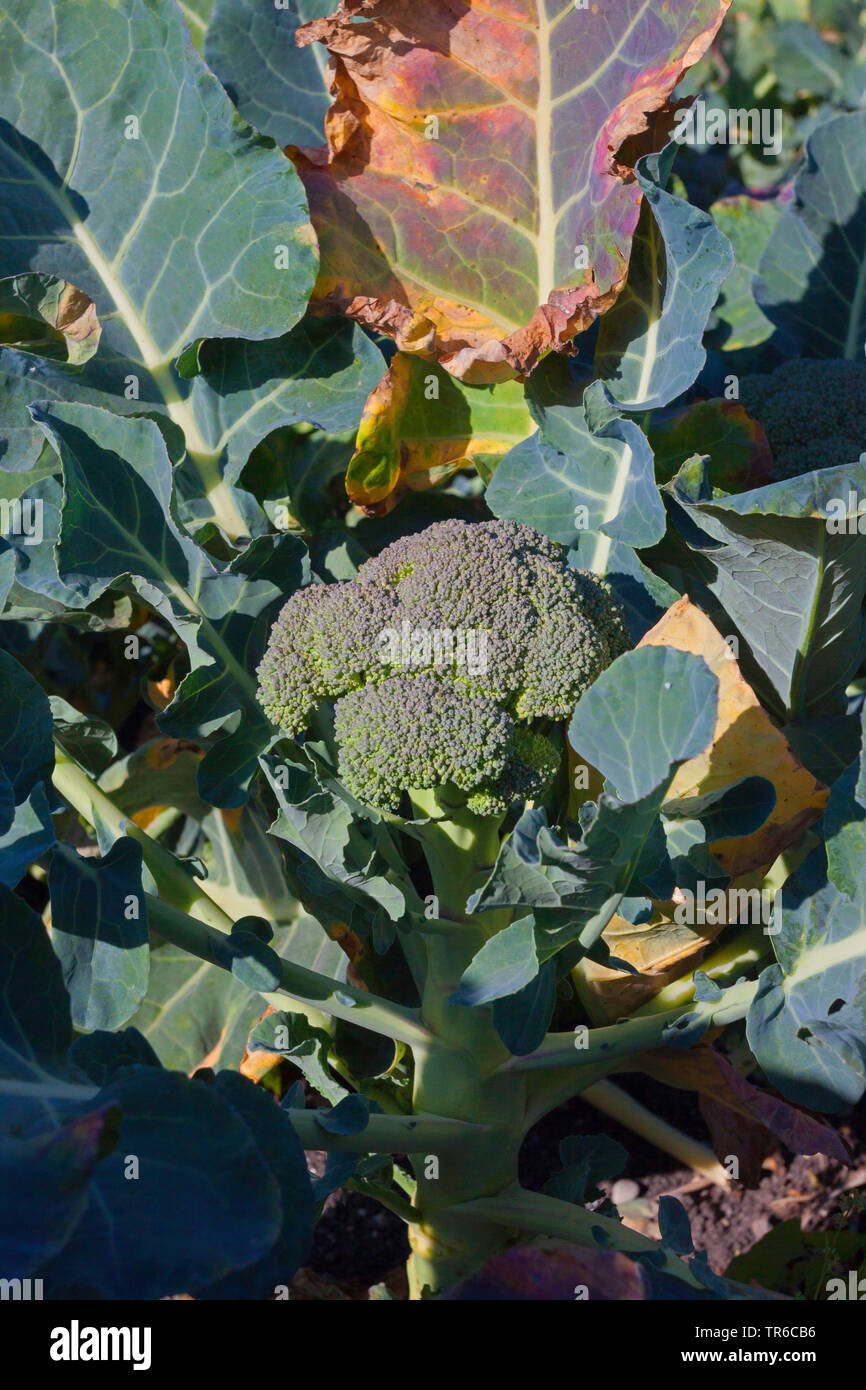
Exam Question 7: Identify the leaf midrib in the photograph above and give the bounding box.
[1,112,221,464]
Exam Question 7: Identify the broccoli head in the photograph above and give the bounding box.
[257,518,628,815]
[738,358,866,481]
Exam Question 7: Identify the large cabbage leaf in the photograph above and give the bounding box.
[292,0,730,382]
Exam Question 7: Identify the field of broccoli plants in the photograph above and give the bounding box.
[2,0,866,1315]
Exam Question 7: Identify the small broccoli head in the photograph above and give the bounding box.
[257,518,628,816]
[739,358,866,481]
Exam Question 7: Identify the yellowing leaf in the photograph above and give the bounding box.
[292,0,730,382]
[53,282,101,364]
[574,597,828,1021]
[240,1006,282,1083]
[640,596,828,878]
[575,907,721,1023]
[148,669,177,711]
[346,352,533,508]
[0,273,101,365]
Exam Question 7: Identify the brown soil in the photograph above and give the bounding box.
[292,1076,866,1300]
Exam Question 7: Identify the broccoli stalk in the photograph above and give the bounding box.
[403,797,528,1297]
[402,783,536,1295]
[406,785,504,926]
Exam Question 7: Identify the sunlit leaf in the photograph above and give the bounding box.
[347,352,533,509]
[708,194,782,351]
[293,0,730,382]
[206,0,334,146]
[595,147,734,411]
[661,459,866,722]
[640,597,829,878]
[0,274,100,365]
[756,109,866,359]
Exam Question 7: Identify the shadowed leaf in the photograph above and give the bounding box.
[48,841,149,1033]
[443,1243,647,1300]
[647,399,773,492]
[756,109,866,359]
[747,848,866,1113]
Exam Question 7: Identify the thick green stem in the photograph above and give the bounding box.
[402,793,528,1295]
[148,361,250,543]
[499,976,759,1074]
[146,895,432,1049]
[522,1059,621,1132]
[406,786,507,930]
[408,1022,527,1296]
[632,925,769,1017]
[455,1186,704,1289]
[285,1108,483,1155]
[53,747,230,932]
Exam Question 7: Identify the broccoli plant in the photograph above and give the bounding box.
[1,0,866,1311]
[5,501,854,1301]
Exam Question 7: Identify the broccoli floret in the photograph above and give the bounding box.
[257,518,628,816]
[356,518,627,715]
[738,358,866,481]
[334,672,549,815]
[257,580,399,735]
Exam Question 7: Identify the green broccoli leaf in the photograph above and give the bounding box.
[48,840,150,1034]
[756,108,866,359]
[594,144,734,411]
[824,706,866,902]
[487,377,664,565]
[661,458,866,721]
[746,847,866,1112]
[205,0,335,148]
[248,1009,348,1106]
[260,748,412,923]
[465,648,719,972]
[33,400,310,805]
